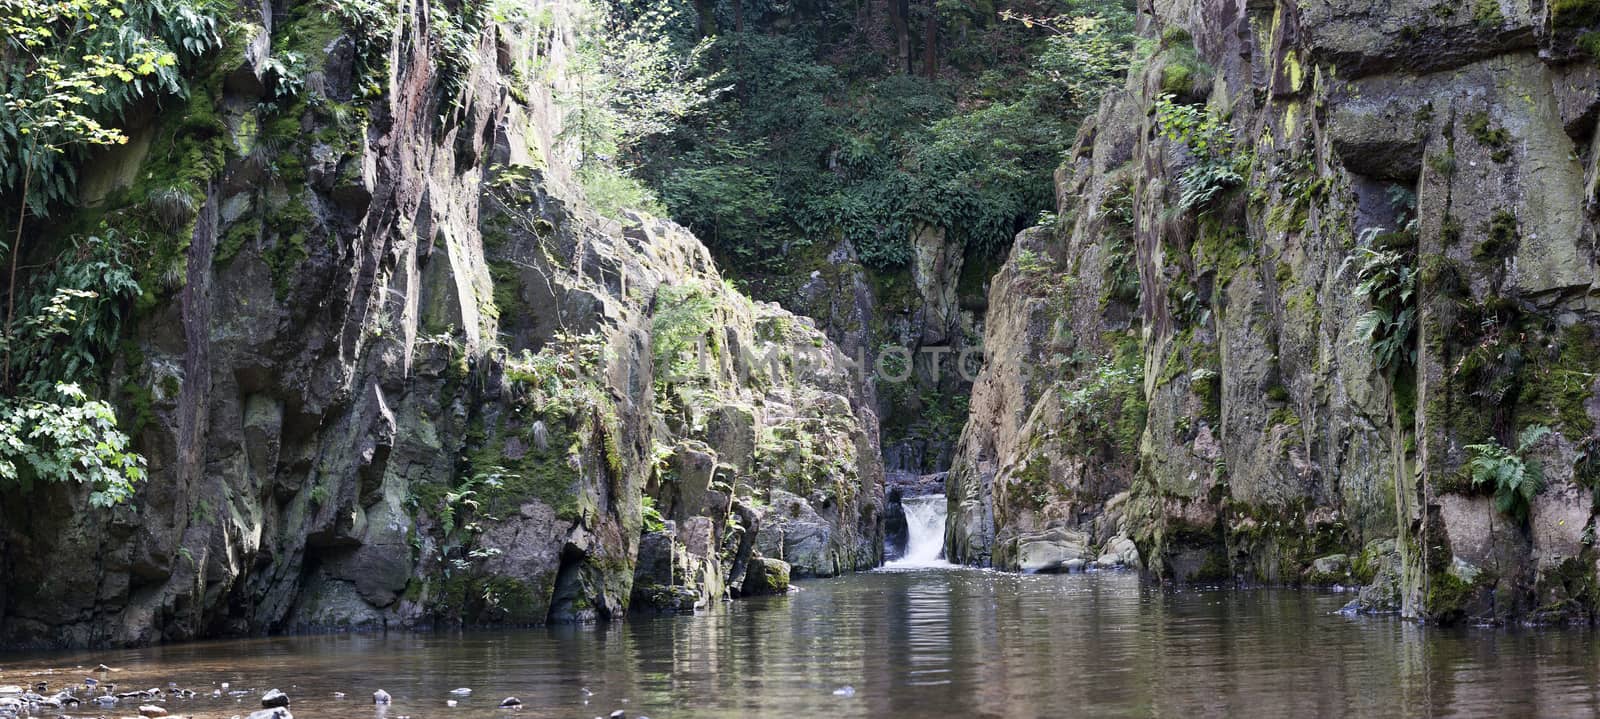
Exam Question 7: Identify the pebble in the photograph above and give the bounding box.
[94,695,119,706]
[447,699,458,707]
[261,689,290,708]
[373,689,392,705]
[498,696,523,708]
[333,692,346,699]
[95,665,114,673]
[832,686,855,697]
[139,704,169,717]
[610,711,626,719]
[449,687,472,696]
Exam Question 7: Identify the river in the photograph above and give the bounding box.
[4,567,1600,718]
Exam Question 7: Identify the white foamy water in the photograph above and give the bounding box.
[884,494,950,569]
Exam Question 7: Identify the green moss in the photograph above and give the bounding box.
[468,413,583,521]
[1464,112,1512,163]
[1553,325,1600,437]
[474,576,544,622]
[1158,32,1211,100]
[1426,566,1496,623]
[1473,209,1520,263]
[1440,215,1464,246]
[488,260,524,320]
[1268,407,1301,427]
[216,214,261,266]
[1552,0,1600,28]
[1518,323,1600,439]
[1427,151,1457,177]
[1190,368,1221,424]
[1579,31,1600,56]
[1474,0,1504,26]
[1394,370,1418,431]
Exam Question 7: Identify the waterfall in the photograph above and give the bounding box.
[888,494,949,568]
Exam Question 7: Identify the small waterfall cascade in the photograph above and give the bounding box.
[888,494,949,567]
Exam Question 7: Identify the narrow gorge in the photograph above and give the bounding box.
[2,0,1600,668]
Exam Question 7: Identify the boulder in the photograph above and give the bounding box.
[1015,526,1089,573]
[743,558,792,595]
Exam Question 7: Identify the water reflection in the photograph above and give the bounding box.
[3,571,1599,717]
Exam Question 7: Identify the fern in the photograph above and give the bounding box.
[1465,425,1552,523]
[1347,242,1418,377]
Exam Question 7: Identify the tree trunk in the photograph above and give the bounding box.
[891,0,911,73]
[693,0,716,36]
[921,0,937,76]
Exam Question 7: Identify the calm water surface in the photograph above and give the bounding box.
[3,569,1599,718]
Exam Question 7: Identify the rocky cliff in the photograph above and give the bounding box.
[0,0,881,647]
[950,0,1600,623]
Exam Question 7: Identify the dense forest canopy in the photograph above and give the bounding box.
[600,0,1136,273]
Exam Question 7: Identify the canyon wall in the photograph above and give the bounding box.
[950,0,1600,623]
[0,0,882,647]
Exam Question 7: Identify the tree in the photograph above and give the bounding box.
[561,0,723,217]
[0,0,193,386]
[0,0,215,505]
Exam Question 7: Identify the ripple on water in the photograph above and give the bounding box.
[3,572,1600,718]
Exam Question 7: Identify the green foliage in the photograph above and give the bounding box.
[0,382,145,506]
[1474,0,1504,26]
[636,1,1134,270]
[562,0,720,217]
[1058,341,1147,456]
[650,282,718,379]
[1552,0,1600,28]
[1473,209,1519,263]
[5,231,141,393]
[0,0,221,213]
[1348,238,1418,378]
[1155,94,1243,211]
[326,0,395,94]
[1465,425,1551,523]
[504,329,609,418]
[1579,30,1600,56]
[641,494,665,533]
[0,230,145,505]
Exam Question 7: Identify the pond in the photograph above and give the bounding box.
[3,568,1599,718]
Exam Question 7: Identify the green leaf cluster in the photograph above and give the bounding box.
[1465,425,1552,523]
[1154,93,1244,211]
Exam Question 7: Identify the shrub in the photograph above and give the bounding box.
[1155,94,1243,211]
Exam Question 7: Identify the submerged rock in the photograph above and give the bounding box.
[261,689,290,708]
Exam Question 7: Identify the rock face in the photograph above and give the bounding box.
[949,0,1600,624]
[0,0,880,647]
